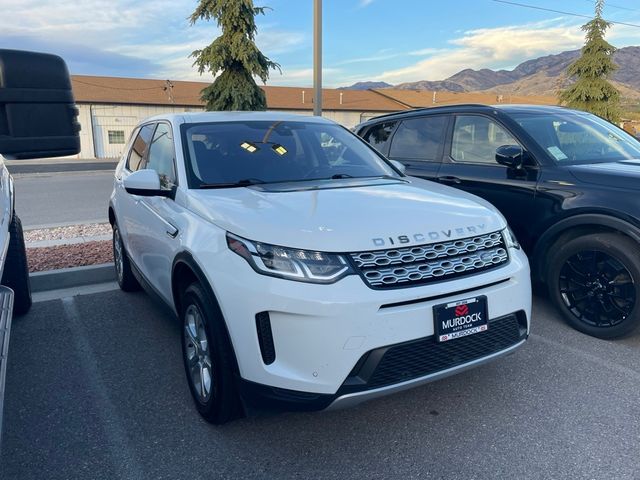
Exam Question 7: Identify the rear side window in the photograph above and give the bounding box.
[363,121,396,153]
[126,124,155,171]
[389,116,447,161]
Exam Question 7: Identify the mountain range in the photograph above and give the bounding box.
[342,46,640,99]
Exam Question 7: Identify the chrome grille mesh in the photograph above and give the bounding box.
[350,231,508,288]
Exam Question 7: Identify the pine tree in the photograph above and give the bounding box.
[560,0,620,122]
[190,0,280,111]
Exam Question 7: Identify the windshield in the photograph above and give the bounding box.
[512,111,640,165]
[181,120,398,187]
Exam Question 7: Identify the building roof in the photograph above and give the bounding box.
[70,75,408,112]
[371,89,558,108]
[70,75,560,114]
[144,111,337,124]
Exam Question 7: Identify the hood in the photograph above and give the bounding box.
[568,160,640,189]
[186,177,506,252]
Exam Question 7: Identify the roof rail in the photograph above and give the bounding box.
[358,103,495,124]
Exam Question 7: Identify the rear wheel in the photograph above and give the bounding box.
[112,223,140,292]
[180,282,240,424]
[547,233,640,339]
[1,212,31,315]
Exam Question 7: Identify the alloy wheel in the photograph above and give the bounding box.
[559,250,636,328]
[113,228,124,283]
[184,304,214,402]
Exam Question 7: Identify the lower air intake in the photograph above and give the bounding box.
[255,311,276,365]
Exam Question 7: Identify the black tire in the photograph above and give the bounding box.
[112,223,140,292]
[1,212,31,315]
[180,282,241,424]
[547,232,640,339]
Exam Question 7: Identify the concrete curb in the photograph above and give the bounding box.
[24,220,108,231]
[26,234,112,248]
[29,263,116,293]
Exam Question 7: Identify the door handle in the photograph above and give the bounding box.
[439,176,462,185]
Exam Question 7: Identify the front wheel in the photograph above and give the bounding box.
[547,233,640,339]
[180,282,241,424]
[1,212,31,315]
[112,223,140,292]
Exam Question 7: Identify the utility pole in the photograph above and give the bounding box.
[313,0,322,116]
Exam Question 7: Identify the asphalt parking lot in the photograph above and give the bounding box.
[2,289,640,480]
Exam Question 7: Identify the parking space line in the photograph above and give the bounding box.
[33,282,119,303]
[61,296,144,479]
[530,333,640,381]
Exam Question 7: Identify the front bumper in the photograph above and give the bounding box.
[210,245,531,402]
[239,311,527,413]
[0,286,14,446]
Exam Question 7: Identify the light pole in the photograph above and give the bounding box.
[313,0,322,116]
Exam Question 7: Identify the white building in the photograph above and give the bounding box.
[70,75,409,158]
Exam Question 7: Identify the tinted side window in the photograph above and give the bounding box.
[363,121,397,153]
[126,124,155,171]
[451,116,518,164]
[146,123,176,188]
[389,116,446,161]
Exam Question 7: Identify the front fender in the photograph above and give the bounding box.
[532,212,640,280]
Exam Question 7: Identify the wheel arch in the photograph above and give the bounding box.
[532,213,640,282]
[171,251,241,376]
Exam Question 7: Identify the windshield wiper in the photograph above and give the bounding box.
[199,178,266,189]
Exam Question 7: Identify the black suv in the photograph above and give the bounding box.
[356,104,640,339]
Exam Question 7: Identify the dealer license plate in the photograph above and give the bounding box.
[433,296,488,342]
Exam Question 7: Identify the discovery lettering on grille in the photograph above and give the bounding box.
[372,224,487,247]
[351,231,509,288]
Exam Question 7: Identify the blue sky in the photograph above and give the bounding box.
[2,0,640,87]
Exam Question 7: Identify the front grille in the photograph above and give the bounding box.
[350,231,508,289]
[343,313,525,392]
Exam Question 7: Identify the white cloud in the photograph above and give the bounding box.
[359,0,375,6]
[334,51,405,66]
[378,20,587,83]
[0,0,305,81]
[268,67,342,86]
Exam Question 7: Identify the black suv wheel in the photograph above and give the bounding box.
[547,232,640,339]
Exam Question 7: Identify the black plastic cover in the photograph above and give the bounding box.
[0,49,80,159]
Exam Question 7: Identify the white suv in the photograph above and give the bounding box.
[109,112,531,423]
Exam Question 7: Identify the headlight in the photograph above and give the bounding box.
[226,233,353,283]
[502,227,520,249]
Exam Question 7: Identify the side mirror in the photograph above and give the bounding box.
[124,169,171,197]
[390,159,407,174]
[0,49,81,159]
[495,145,525,169]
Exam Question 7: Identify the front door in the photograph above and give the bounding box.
[437,114,540,251]
[132,122,180,303]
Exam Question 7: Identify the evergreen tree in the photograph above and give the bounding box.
[190,0,280,111]
[560,0,620,122]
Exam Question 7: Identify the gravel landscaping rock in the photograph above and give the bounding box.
[27,240,113,272]
[25,223,112,243]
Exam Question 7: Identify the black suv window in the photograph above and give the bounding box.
[451,115,518,164]
[127,124,155,171]
[363,121,396,153]
[146,123,177,188]
[389,116,447,161]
